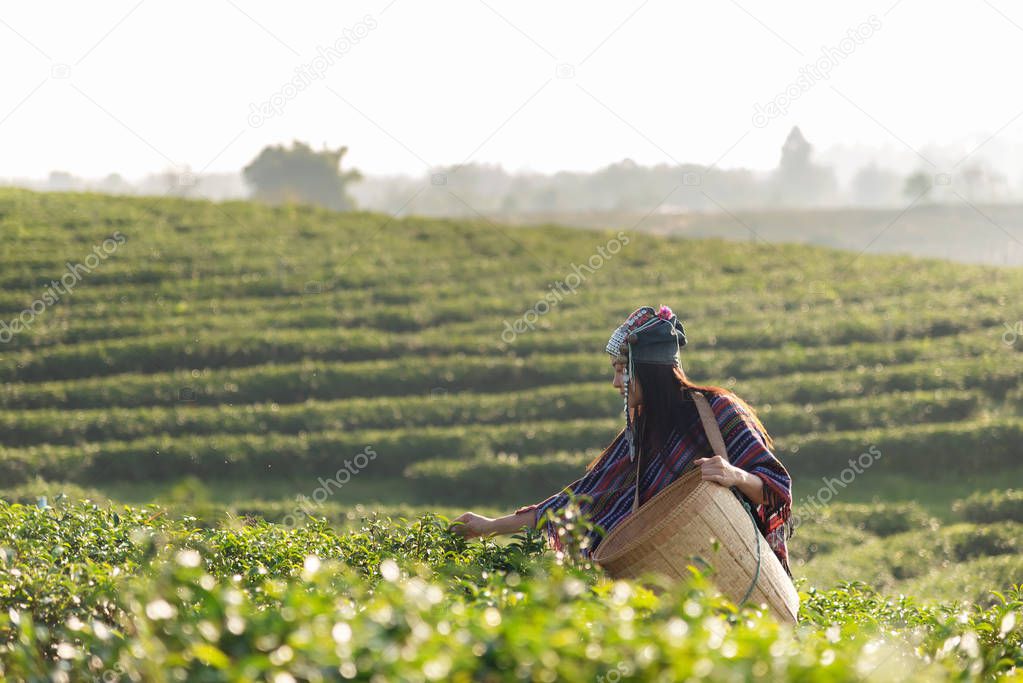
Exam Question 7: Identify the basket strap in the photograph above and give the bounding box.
[691,391,728,460]
[632,447,642,512]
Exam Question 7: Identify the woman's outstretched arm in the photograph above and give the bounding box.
[449,508,537,539]
[450,429,631,544]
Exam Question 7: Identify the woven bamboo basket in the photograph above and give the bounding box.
[591,467,800,624]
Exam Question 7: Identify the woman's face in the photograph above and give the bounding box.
[611,359,642,408]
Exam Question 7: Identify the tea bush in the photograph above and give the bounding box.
[0,499,1020,681]
[955,489,1023,524]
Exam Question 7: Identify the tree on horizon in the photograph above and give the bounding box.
[243,140,362,212]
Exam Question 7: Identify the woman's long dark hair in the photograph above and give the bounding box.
[586,362,773,472]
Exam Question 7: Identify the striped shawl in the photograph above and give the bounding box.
[515,390,794,576]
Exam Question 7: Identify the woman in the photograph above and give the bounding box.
[450,305,794,576]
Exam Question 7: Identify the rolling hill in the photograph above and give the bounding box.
[1,186,1021,599]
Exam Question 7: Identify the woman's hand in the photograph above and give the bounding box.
[694,455,744,487]
[449,512,495,539]
[693,455,766,505]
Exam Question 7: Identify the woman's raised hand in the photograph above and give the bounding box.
[694,455,767,505]
[693,455,744,487]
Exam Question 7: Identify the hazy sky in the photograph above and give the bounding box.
[3,0,1022,181]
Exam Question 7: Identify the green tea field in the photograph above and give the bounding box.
[0,186,1021,679]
